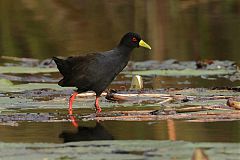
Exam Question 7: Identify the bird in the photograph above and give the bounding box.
[53,32,151,115]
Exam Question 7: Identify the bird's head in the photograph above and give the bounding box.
[119,32,151,50]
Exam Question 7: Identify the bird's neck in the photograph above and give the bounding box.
[116,45,134,56]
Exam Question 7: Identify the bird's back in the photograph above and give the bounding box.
[53,49,130,95]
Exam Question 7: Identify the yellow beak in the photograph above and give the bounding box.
[139,40,151,50]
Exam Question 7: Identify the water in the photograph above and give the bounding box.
[0,0,240,147]
[0,61,239,144]
[1,120,239,143]
[0,0,240,63]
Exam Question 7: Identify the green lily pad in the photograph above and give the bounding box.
[124,69,236,76]
[0,141,239,160]
[0,78,14,86]
[0,78,75,92]
[0,66,57,74]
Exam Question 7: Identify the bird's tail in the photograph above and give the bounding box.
[52,57,71,86]
[52,57,68,75]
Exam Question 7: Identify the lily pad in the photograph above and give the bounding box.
[0,78,75,92]
[0,66,57,74]
[124,69,236,77]
[0,140,239,160]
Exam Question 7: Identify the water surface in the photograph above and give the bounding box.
[1,119,239,143]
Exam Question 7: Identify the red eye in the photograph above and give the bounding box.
[132,37,137,42]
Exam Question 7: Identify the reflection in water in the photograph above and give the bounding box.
[150,76,240,89]
[69,115,79,128]
[0,0,240,63]
[60,122,114,142]
[167,119,176,141]
[0,120,239,143]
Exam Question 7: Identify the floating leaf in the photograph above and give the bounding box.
[0,78,14,86]
[0,78,75,92]
[0,66,57,74]
[124,69,236,76]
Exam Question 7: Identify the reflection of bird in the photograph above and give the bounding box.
[59,123,114,142]
[53,32,151,114]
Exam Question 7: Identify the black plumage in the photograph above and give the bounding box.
[53,32,151,114]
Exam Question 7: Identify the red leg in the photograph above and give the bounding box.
[68,92,79,128]
[69,115,78,128]
[95,96,102,113]
[68,91,78,115]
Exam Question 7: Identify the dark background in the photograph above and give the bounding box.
[0,0,240,63]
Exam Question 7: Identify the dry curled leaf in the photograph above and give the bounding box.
[192,148,209,160]
[130,75,143,90]
[227,98,240,110]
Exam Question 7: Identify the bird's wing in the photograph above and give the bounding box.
[61,53,104,88]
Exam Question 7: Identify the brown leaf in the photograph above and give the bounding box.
[192,148,209,160]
